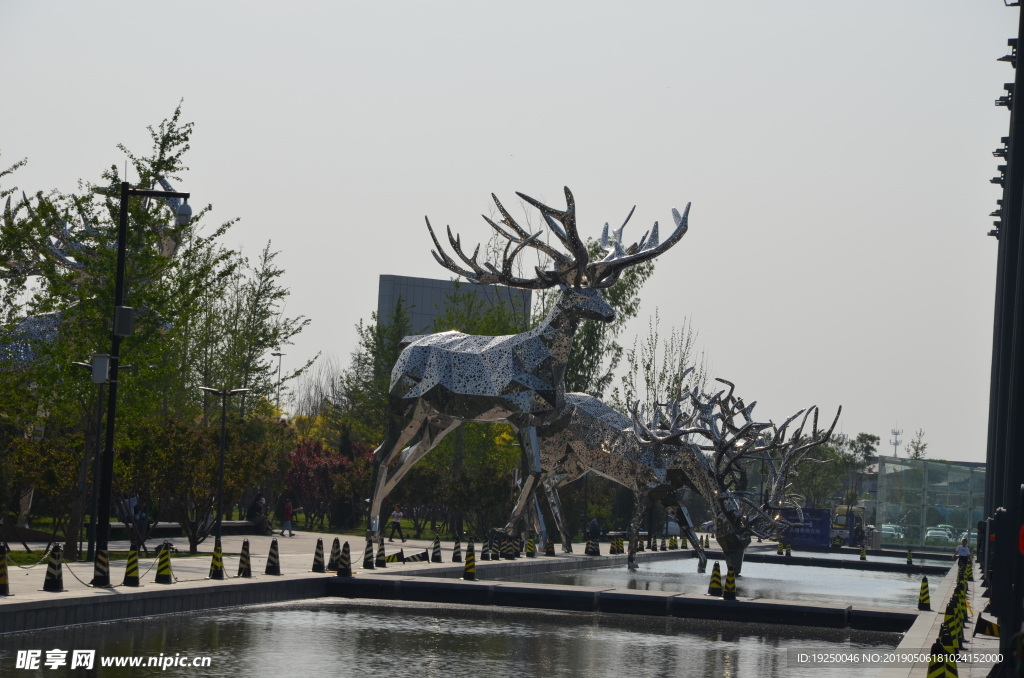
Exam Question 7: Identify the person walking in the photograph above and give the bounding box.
[281,499,302,537]
[388,505,406,542]
[954,538,971,568]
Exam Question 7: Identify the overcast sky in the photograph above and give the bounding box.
[1,2,1014,462]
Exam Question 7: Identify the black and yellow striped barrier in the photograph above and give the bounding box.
[926,641,945,678]
[785,543,792,557]
[328,537,342,571]
[122,546,140,587]
[311,538,326,573]
[526,538,536,558]
[918,576,931,611]
[209,538,225,580]
[265,538,281,576]
[42,544,65,592]
[544,539,556,556]
[376,539,387,568]
[405,549,430,563]
[237,539,252,578]
[431,536,442,563]
[463,538,476,581]
[337,541,352,577]
[385,549,403,563]
[722,566,736,601]
[974,614,999,638]
[777,541,784,555]
[363,539,375,570]
[907,549,913,565]
[859,545,866,561]
[155,543,174,584]
[452,535,463,563]
[707,561,722,596]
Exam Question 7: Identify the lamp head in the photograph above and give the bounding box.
[175,199,192,226]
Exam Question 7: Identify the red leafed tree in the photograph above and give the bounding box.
[284,439,346,530]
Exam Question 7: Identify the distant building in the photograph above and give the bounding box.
[376,274,531,334]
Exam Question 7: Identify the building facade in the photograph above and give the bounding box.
[376,274,532,333]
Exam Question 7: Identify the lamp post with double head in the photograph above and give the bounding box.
[92,183,191,587]
[198,386,249,580]
[270,352,285,411]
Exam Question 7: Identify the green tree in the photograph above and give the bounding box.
[907,429,928,460]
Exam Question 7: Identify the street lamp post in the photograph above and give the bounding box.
[199,386,249,580]
[271,351,285,410]
[92,182,191,587]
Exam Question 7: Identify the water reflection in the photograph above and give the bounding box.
[495,559,923,609]
[2,600,897,678]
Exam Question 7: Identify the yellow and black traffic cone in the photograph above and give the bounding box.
[337,542,352,577]
[363,539,375,570]
[660,537,667,551]
[155,543,174,584]
[907,549,913,565]
[431,536,442,563]
[452,535,463,563]
[918,576,931,611]
[722,566,737,601]
[209,537,225,580]
[545,539,556,556]
[974,614,1000,638]
[376,538,387,568]
[926,640,945,678]
[237,539,252,578]
[92,546,110,587]
[463,538,476,581]
[636,536,644,552]
[265,538,282,576]
[859,545,866,561]
[777,542,784,555]
[526,537,536,558]
[385,549,403,563]
[480,534,491,561]
[706,534,711,548]
[785,543,792,557]
[0,548,9,596]
[42,544,65,592]
[122,545,140,587]
[311,537,326,573]
[669,536,678,550]
[328,538,341,571]
[707,561,723,596]
[501,534,513,560]
[966,559,974,582]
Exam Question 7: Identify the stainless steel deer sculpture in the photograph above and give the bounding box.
[632,378,840,574]
[366,187,691,544]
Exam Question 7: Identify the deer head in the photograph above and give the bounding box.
[426,186,690,323]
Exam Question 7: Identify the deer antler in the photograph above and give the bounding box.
[586,203,690,288]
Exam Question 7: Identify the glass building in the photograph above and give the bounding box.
[876,455,985,548]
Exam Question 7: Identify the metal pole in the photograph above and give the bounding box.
[86,382,104,562]
[276,354,283,410]
[216,392,226,541]
[92,182,130,586]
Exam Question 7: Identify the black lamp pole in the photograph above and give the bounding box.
[198,387,249,567]
[92,182,190,587]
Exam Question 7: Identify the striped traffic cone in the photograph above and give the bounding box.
[0,548,9,596]
[405,549,429,562]
[776,542,784,555]
[155,543,174,584]
[42,544,64,592]
[237,539,252,578]
[337,542,352,577]
[311,538,326,573]
[966,559,974,582]
[501,534,513,560]
[926,640,945,678]
[707,561,723,596]
[480,534,491,561]
[636,536,644,552]
[785,543,792,557]
[660,538,667,551]
[526,537,536,558]
[91,546,110,587]
[669,536,678,550]
[463,538,476,581]
[860,545,866,561]
[452,535,463,563]
[918,576,931,611]
[363,539,375,570]
[209,537,225,580]
[940,627,959,677]
[974,615,1000,638]
[722,566,737,601]
[545,539,556,556]
[490,534,500,560]
[376,539,387,568]
[385,549,403,563]
[431,536,442,563]
[265,538,282,576]
[328,538,342,571]
[122,545,140,587]
[907,549,913,565]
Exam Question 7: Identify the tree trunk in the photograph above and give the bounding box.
[64,447,92,560]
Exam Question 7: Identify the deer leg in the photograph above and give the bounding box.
[528,493,547,549]
[543,476,573,553]
[505,426,542,537]
[628,489,650,570]
[382,419,460,498]
[666,499,706,572]
[368,413,427,540]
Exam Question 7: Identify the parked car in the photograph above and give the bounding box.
[924,528,952,543]
[700,520,714,532]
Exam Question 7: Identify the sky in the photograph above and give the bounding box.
[0,2,1014,463]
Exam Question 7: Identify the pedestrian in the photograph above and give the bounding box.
[247,493,272,536]
[280,499,302,537]
[954,538,971,568]
[388,505,406,542]
[588,516,601,541]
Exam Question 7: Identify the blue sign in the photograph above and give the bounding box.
[780,508,832,548]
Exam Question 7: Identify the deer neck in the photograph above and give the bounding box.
[528,290,585,396]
